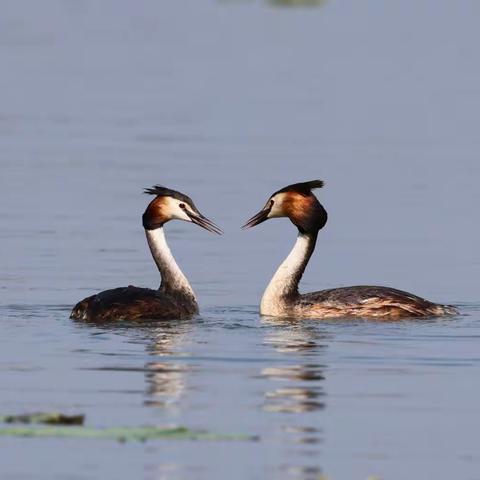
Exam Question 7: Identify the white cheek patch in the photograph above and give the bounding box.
[268,193,286,218]
[167,198,192,222]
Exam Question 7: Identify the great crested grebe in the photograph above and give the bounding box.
[242,180,457,319]
[71,186,222,322]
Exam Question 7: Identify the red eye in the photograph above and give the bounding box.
[179,203,186,209]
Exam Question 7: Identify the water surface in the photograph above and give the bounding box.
[1,1,480,479]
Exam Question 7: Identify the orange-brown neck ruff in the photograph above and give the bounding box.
[143,197,169,230]
[283,193,327,235]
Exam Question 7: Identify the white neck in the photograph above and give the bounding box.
[145,227,196,301]
[260,232,317,315]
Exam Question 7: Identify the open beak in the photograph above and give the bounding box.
[242,207,271,229]
[187,211,223,235]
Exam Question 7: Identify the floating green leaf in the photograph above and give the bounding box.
[1,412,84,426]
[0,425,258,442]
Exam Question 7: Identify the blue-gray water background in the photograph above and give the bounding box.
[1,1,479,479]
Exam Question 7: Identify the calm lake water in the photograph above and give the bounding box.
[1,1,480,479]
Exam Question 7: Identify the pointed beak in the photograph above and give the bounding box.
[242,206,271,229]
[187,211,223,235]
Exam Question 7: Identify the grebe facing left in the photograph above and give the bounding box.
[71,186,222,322]
[242,180,457,320]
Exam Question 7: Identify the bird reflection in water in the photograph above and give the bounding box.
[261,319,327,415]
[142,321,194,409]
[262,365,325,414]
[261,319,328,477]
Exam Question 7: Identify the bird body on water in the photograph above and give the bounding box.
[71,186,222,322]
[243,180,457,319]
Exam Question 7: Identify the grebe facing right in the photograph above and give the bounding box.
[71,186,222,322]
[242,180,457,319]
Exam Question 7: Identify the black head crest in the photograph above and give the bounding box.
[143,185,197,210]
[273,180,324,197]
